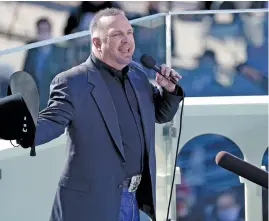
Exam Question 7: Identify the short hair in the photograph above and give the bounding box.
[89,8,126,36]
[36,17,51,30]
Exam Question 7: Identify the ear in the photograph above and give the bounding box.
[92,37,102,51]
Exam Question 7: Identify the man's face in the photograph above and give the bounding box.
[37,22,51,41]
[217,194,240,221]
[93,14,135,69]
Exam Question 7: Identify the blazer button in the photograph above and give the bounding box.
[122,161,126,166]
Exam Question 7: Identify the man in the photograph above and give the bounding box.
[23,17,69,110]
[23,18,53,84]
[31,8,183,221]
[209,191,244,221]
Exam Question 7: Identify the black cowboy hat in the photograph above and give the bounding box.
[0,71,39,156]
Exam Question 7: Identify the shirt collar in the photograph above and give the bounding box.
[90,53,129,80]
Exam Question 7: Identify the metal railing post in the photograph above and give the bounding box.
[165,12,172,67]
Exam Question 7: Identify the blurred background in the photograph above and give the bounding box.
[0,1,268,221]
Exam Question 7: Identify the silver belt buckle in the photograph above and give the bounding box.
[128,174,142,192]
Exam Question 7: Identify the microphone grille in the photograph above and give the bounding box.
[140,54,156,69]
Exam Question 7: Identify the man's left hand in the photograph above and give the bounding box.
[155,64,182,93]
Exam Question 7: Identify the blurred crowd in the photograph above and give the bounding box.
[176,135,268,221]
[176,187,246,221]
[0,2,268,221]
[18,1,268,110]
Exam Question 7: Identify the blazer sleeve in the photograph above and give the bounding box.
[152,84,184,124]
[34,74,75,146]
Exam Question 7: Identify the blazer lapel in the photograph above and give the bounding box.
[85,57,125,160]
[127,67,152,155]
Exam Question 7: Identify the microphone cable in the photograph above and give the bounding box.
[139,54,186,220]
[165,91,185,221]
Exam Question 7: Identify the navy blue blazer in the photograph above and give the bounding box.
[35,56,183,221]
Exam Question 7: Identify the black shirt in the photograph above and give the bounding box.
[91,54,145,178]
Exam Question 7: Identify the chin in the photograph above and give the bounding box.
[117,56,132,65]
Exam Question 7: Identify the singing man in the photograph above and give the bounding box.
[23,8,183,221]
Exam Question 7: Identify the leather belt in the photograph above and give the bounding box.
[123,174,142,192]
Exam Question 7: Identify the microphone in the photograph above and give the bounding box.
[216,151,268,189]
[140,54,181,88]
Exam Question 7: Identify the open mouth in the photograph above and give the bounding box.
[119,48,130,53]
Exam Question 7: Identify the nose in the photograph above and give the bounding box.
[121,33,131,44]
[121,36,128,44]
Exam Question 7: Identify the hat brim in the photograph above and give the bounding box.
[9,71,39,126]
